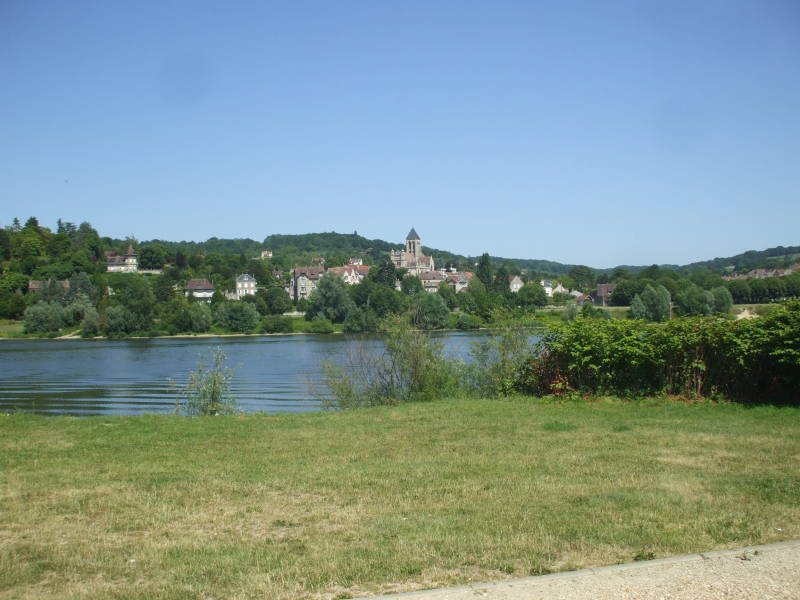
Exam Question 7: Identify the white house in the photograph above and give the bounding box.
[540,280,554,297]
[106,245,138,273]
[235,274,257,300]
[509,275,524,293]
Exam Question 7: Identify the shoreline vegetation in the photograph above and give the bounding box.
[2,397,799,599]
[3,218,799,344]
[0,304,776,341]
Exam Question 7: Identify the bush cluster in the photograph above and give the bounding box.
[519,300,800,404]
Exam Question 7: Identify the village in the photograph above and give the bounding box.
[92,228,589,306]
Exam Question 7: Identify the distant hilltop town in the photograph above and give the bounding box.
[290,228,478,301]
[96,227,578,304]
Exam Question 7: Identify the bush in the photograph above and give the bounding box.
[454,312,483,330]
[562,304,579,321]
[323,318,461,408]
[260,315,294,333]
[23,302,68,333]
[215,301,259,333]
[408,292,449,330]
[173,347,240,416]
[309,318,334,334]
[0,291,26,319]
[80,307,101,337]
[186,302,212,332]
[105,305,137,336]
[343,307,378,333]
[518,301,800,404]
[467,327,532,397]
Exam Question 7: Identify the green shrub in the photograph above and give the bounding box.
[80,307,101,337]
[467,327,532,397]
[215,301,259,332]
[173,347,240,416]
[343,307,378,333]
[518,300,800,404]
[454,312,482,330]
[309,318,334,334]
[323,318,461,408]
[23,302,68,333]
[260,315,294,334]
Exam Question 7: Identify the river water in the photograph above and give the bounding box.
[0,331,521,415]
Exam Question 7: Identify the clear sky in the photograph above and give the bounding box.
[2,1,798,268]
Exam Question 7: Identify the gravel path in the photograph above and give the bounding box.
[364,541,800,600]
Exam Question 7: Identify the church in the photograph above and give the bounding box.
[390,228,435,277]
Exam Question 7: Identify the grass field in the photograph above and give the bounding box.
[2,397,798,599]
[0,320,24,337]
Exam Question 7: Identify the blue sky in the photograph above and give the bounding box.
[1,1,798,268]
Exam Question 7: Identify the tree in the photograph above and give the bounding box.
[188,302,213,332]
[764,277,786,301]
[516,283,547,309]
[609,279,642,306]
[23,302,67,333]
[105,305,137,335]
[67,272,95,302]
[408,292,449,330]
[674,283,712,316]
[476,253,493,287]
[437,281,457,309]
[307,272,355,323]
[116,275,156,331]
[40,279,66,304]
[568,265,595,291]
[173,347,239,416]
[628,294,647,320]
[343,306,379,333]
[264,286,292,315]
[711,286,733,314]
[351,280,402,317]
[400,276,423,296]
[214,301,260,332]
[748,278,768,303]
[152,275,178,302]
[139,245,167,269]
[0,291,26,319]
[0,229,11,260]
[367,257,399,287]
[638,284,671,322]
[727,279,751,304]
[492,265,510,295]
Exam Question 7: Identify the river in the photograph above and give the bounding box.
[0,331,527,415]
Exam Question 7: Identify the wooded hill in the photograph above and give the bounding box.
[5,218,798,278]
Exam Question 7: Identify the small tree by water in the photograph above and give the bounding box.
[323,317,461,408]
[173,347,240,416]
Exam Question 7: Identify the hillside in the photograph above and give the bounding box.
[8,219,798,277]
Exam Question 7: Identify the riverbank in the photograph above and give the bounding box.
[0,320,546,341]
[2,397,798,599]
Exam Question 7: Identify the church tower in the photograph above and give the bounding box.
[405,227,421,257]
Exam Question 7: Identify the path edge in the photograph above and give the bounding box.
[362,539,800,599]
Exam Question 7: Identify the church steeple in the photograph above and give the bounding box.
[405,227,421,256]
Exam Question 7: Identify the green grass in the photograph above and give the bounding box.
[0,319,24,337]
[1,398,799,599]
